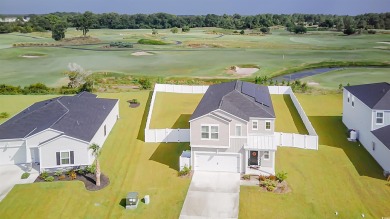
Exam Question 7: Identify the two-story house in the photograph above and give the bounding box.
[343,82,390,173]
[189,80,277,175]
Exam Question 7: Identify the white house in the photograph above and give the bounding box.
[0,92,119,172]
[189,81,277,175]
[343,82,390,173]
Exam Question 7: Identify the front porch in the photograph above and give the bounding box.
[244,135,276,176]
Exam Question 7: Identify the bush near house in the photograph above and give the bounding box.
[0,112,10,118]
[39,171,49,180]
[21,172,30,179]
[45,176,54,182]
[178,165,191,176]
[276,171,288,182]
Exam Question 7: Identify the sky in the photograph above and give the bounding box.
[1,0,389,15]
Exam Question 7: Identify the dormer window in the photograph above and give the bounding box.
[376,112,384,125]
[252,120,258,130]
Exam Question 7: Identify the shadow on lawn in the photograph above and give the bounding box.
[283,95,308,134]
[171,114,192,129]
[309,115,384,179]
[137,91,153,142]
[149,142,190,171]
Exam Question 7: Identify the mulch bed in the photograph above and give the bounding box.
[129,103,140,108]
[34,173,110,191]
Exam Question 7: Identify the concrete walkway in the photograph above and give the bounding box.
[180,171,240,219]
[0,164,39,201]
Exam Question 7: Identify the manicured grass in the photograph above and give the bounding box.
[150,92,203,129]
[301,67,390,89]
[0,92,191,218]
[271,95,308,134]
[1,29,390,86]
[240,94,390,218]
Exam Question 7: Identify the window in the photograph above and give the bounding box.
[104,125,107,136]
[376,112,384,124]
[347,92,350,103]
[372,142,375,151]
[263,151,270,160]
[265,121,271,130]
[61,152,70,165]
[252,120,258,130]
[351,96,355,107]
[201,125,218,140]
[235,125,242,136]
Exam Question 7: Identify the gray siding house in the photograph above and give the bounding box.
[0,92,119,172]
[189,81,277,175]
[343,82,390,173]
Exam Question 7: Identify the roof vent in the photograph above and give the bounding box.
[77,120,79,125]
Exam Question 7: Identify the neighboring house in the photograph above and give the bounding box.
[0,92,119,172]
[343,82,390,173]
[0,16,30,23]
[189,80,277,175]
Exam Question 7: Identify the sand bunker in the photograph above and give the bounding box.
[21,55,43,58]
[131,51,153,56]
[307,82,319,86]
[230,66,259,76]
[377,42,390,45]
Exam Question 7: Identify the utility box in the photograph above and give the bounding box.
[126,192,139,210]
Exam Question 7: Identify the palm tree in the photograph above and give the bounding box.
[89,143,101,186]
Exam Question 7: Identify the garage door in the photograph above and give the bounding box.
[195,153,240,173]
[0,147,26,165]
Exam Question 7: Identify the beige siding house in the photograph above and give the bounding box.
[189,81,277,175]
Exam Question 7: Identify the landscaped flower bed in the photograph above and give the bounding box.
[259,171,291,193]
[35,166,109,191]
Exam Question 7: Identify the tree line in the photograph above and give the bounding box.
[1,12,389,36]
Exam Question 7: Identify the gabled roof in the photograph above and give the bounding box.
[0,92,118,142]
[344,82,390,110]
[190,80,275,121]
[372,125,390,150]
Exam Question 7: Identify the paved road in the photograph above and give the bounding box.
[180,171,240,219]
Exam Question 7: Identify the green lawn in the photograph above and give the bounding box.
[0,92,191,218]
[240,94,390,218]
[1,29,389,86]
[150,92,203,129]
[271,95,308,134]
[301,67,390,89]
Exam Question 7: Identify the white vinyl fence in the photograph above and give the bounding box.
[144,84,209,143]
[269,86,319,150]
[144,84,318,150]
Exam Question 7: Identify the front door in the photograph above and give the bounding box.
[249,151,259,165]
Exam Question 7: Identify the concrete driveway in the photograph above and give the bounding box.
[180,171,240,219]
[0,164,39,201]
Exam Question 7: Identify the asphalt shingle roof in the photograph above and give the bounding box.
[190,80,275,121]
[344,82,390,110]
[0,92,118,142]
[372,125,390,150]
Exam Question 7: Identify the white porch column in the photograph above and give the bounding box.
[244,149,248,174]
[25,140,32,163]
[272,151,276,174]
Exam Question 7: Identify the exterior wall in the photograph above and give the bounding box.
[190,114,229,147]
[39,136,89,169]
[342,89,373,149]
[372,135,390,171]
[213,110,247,137]
[372,110,390,131]
[248,118,275,135]
[27,129,62,146]
[229,138,247,149]
[89,100,119,161]
[259,151,274,168]
[0,139,26,165]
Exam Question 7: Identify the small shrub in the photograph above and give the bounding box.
[178,165,191,176]
[269,175,277,181]
[45,176,54,182]
[242,174,250,180]
[0,112,10,118]
[240,30,245,35]
[129,99,139,104]
[54,170,63,177]
[138,78,152,90]
[68,170,77,180]
[39,171,49,180]
[58,175,66,180]
[367,29,376,34]
[260,179,276,191]
[171,27,179,33]
[21,172,30,179]
[259,175,267,181]
[276,171,288,182]
[182,26,190,32]
[86,164,96,174]
[76,168,85,175]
